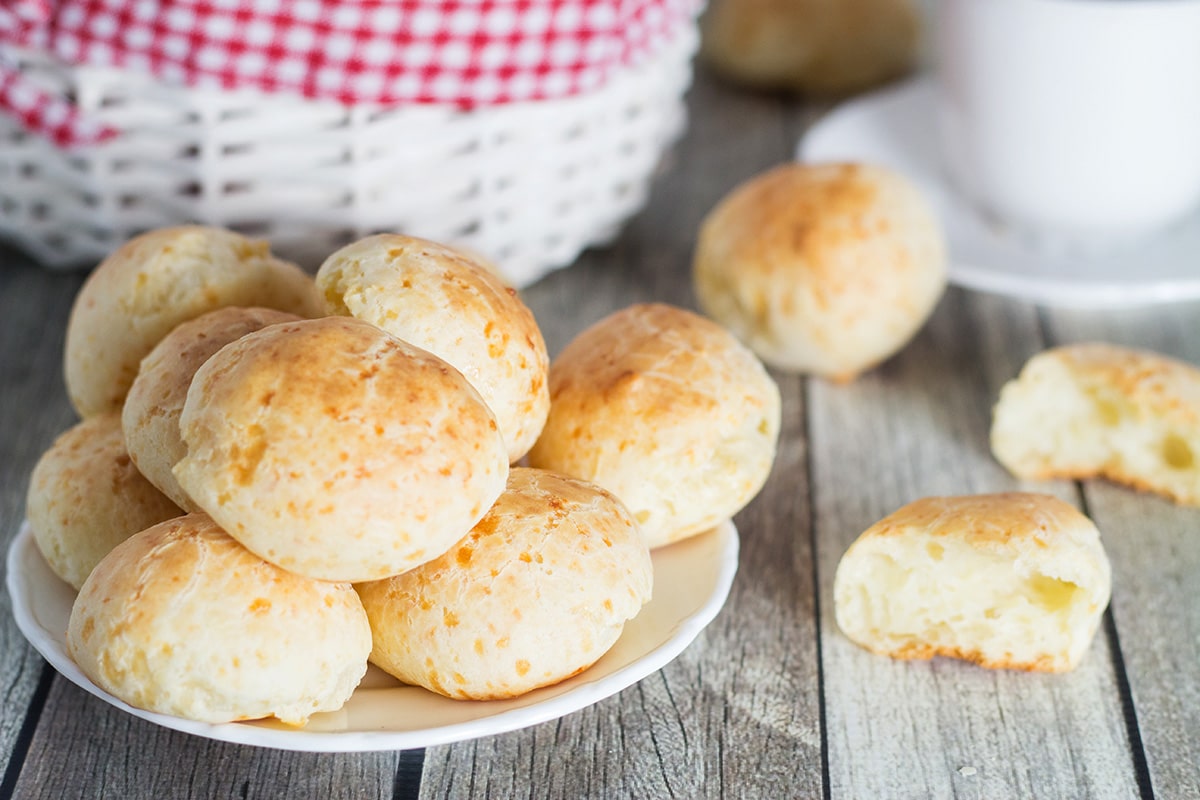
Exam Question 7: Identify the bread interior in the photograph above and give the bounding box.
[994,359,1200,502]
[839,535,1090,668]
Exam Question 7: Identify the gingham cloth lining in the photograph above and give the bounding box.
[0,0,699,148]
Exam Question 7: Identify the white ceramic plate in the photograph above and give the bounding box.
[799,76,1200,309]
[6,519,738,752]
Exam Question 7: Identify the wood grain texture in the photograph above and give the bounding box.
[0,262,83,776]
[13,681,400,800]
[811,289,1142,800]
[1040,301,1200,799]
[419,72,827,799]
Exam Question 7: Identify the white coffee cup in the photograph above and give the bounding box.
[936,0,1200,247]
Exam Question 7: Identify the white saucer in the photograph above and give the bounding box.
[798,77,1200,309]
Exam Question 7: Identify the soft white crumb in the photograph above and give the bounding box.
[958,766,978,777]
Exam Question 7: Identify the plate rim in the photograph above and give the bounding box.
[6,518,739,752]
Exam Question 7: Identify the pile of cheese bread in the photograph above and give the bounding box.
[26,227,782,725]
[28,158,1198,729]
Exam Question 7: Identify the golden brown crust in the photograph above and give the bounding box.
[545,304,723,427]
[316,234,549,463]
[357,468,652,699]
[173,315,509,582]
[122,306,301,511]
[1047,343,1200,427]
[67,513,371,724]
[64,226,323,417]
[527,303,780,548]
[702,163,887,285]
[863,492,1093,548]
[26,414,182,590]
[693,162,946,379]
[850,639,1069,674]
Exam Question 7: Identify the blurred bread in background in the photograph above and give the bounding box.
[700,0,921,96]
[992,343,1200,505]
[694,162,946,381]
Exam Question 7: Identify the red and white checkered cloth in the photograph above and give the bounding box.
[0,0,699,148]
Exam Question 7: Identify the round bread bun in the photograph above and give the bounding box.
[173,315,510,582]
[693,162,947,382]
[121,306,302,511]
[700,0,920,96]
[527,303,780,548]
[26,414,182,590]
[68,513,371,724]
[64,226,324,418]
[357,467,652,699]
[316,234,550,463]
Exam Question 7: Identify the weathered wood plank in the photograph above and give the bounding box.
[1040,300,1200,799]
[0,261,83,781]
[13,681,400,800]
[811,289,1142,799]
[420,71,827,798]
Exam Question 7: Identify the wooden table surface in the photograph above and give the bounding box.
[3,67,1199,800]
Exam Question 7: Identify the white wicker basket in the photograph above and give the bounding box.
[0,21,698,287]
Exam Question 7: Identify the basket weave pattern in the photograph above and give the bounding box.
[0,20,698,286]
